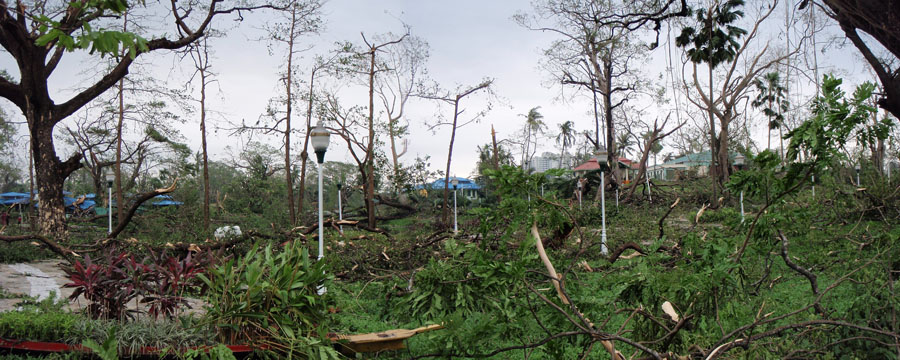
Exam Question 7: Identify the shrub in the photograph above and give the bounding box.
[198,242,339,358]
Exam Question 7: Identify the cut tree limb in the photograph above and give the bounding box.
[107,178,178,240]
[531,222,622,359]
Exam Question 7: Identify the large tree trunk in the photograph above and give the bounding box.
[707,63,720,203]
[626,138,653,202]
[603,57,617,183]
[31,115,81,237]
[718,119,731,182]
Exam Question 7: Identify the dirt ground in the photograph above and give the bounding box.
[0,260,79,312]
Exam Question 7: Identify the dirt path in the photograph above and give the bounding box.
[0,260,79,312]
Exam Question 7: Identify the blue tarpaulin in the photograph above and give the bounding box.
[151,195,182,206]
[0,198,28,205]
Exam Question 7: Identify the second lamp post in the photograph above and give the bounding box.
[310,121,331,295]
[105,170,115,234]
[451,177,459,233]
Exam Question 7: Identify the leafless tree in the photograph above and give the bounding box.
[423,80,493,225]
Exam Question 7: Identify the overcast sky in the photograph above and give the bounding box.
[2,0,877,182]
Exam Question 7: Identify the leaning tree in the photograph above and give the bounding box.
[0,1,285,237]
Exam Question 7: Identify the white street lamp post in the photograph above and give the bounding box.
[734,154,747,223]
[336,183,343,235]
[855,165,861,187]
[105,170,115,234]
[811,175,815,197]
[597,147,609,255]
[310,121,331,295]
[451,177,459,233]
[576,179,583,210]
[646,175,652,202]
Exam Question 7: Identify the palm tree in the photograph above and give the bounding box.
[752,72,789,158]
[522,106,546,167]
[556,120,576,168]
[676,0,747,197]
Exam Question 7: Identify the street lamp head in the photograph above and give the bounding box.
[104,170,115,186]
[310,121,331,164]
[595,146,609,171]
[451,177,459,190]
[734,154,745,167]
[855,164,861,172]
[337,183,342,190]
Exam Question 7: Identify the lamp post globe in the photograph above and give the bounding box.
[310,121,330,295]
[310,122,331,165]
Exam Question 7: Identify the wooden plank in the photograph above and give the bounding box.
[329,324,443,353]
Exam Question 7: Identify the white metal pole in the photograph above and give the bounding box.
[615,188,619,209]
[317,162,326,295]
[337,188,343,234]
[646,175,652,202]
[812,175,815,197]
[541,184,544,197]
[740,190,745,223]
[601,171,608,255]
[453,189,458,233]
[108,185,112,234]
[856,171,860,187]
[317,165,324,260]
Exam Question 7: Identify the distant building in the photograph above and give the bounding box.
[648,151,740,180]
[527,152,574,173]
[573,156,636,181]
[416,177,483,200]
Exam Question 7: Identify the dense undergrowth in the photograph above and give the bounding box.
[2,78,899,357]
[1,165,898,358]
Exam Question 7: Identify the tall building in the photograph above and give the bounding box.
[527,152,573,173]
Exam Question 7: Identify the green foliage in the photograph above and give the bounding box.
[0,307,78,342]
[180,344,237,360]
[69,317,215,355]
[729,75,877,198]
[82,329,118,360]
[34,1,149,58]
[393,238,533,322]
[788,75,875,168]
[752,72,789,131]
[676,0,747,68]
[197,242,337,357]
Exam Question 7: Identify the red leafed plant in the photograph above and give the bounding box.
[142,250,210,319]
[64,247,211,321]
